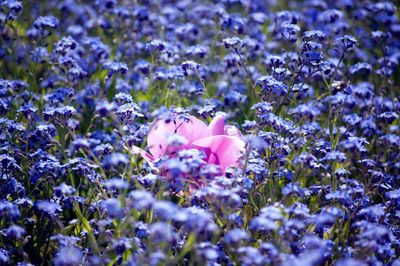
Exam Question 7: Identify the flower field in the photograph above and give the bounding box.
[0,0,399,265]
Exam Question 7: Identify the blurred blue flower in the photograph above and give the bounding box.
[1,224,25,240]
[53,245,83,266]
[102,153,129,170]
[34,200,62,219]
[223,228,250,245]
[100,198,124,219]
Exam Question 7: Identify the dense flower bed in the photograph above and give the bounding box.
[0,0,399,265]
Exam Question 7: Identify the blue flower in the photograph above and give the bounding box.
[348,62,372,76]
[335,258,368,266]
[337,35,358,50]
[222,37,243,49]
[282,182,306,197]
[1,224,25,240]
[153,201,179,221]
[53,245,83,266]
[223,228,250,245]
[303,30,326,41]
[102,153,129,170]
[250,217,279,232]
[378,111,398,124]
[54,36,78,55]
[115,103,143,123]
[146,39,167,52]
[43,105,76,120]
[112,237,132,254]
[105,177,129,191]
[280,23,300,42]
[53,183,76,199]
[128,190,154,210]
[100,198,124,219]
[149,222,176,244]
[0,248,9,264]
[33,15,59,29]
[34,200,62,219]
[182,207,216,235]
[256,76,288,96]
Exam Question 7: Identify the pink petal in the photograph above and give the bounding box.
[147,119,177,158]
[224,125,243,137]
[192,135,246,172]
[176,116,210,143]
[147,116,210,158]
[208,114,225,135]
[130,145,155,168]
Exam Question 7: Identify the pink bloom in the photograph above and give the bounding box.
[131,114,245,173]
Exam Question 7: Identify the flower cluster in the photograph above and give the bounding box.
[0,0,399,265]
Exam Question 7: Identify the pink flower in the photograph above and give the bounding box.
[131,114,245,173]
